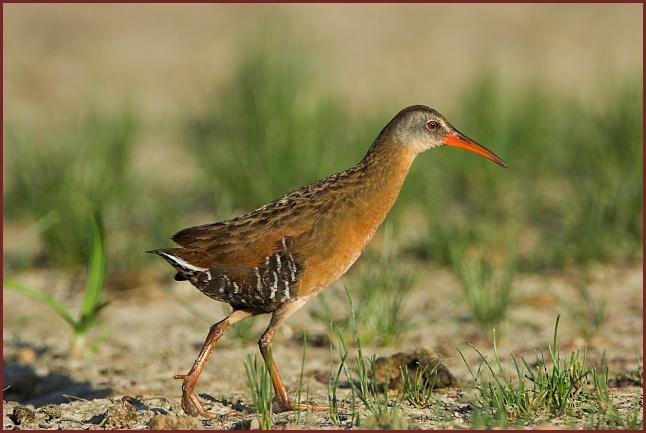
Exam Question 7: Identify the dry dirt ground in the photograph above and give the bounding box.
[3,263,643,429]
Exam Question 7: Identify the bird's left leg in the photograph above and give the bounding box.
[258,300,329,413]
[174,309,254,417]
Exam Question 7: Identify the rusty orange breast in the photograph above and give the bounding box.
[296,146,416,298]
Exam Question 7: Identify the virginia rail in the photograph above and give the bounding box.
[150,105,506,417]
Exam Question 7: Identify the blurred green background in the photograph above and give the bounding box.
[3,4,643,288]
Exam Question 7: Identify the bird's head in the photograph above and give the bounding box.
[386,105,507,168]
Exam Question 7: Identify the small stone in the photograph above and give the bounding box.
[16,347,37,364]
[13,406,36,425]
[372,347,458,390]
[148,414,202,429]
[41,405,62,421]
[103,399,138,429]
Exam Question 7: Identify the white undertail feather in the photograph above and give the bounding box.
[159,251,208,273]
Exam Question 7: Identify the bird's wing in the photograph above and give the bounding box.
[170,198,319,267]
[171,220,235,249]
[170,224,306,266]
[170,182,331,267]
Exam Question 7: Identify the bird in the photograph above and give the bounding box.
[149,105,506,418]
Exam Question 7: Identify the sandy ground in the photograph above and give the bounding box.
[3,262,643,429]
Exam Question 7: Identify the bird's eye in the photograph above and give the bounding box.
[426,120,439,131]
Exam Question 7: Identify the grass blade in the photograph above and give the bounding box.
[79,213,107,332]
[4,277,76,328]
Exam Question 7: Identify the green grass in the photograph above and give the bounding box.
[294,331,309,426]
[584,396,643,429]
[400,361,439,409]
[327,288,407,429]
[567,284,607,342]
[458,316,617,423]
[583,361,643,429]
[452,245,516,334]
[327,324,349,426]
[4,214,108,357]
[244,353,274,430]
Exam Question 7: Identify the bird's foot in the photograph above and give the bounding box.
[174,373,223,418]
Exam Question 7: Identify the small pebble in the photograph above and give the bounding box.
[16,347,37,364]
[103,399,138,429]
[41,405,62,421]
[13,406,36,425]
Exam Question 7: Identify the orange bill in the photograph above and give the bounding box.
[443,132,507,168]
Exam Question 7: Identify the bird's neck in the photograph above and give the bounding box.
[296,136,416,295]
[352,136,417,224]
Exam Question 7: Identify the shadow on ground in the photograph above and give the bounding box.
[4,361,112,407]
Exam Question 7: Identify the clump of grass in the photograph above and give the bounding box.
[244,353,273,430]
[458,315,615,422]
[568,284,607,342]
[452,246,516,334]
[584,396,643,429]
[4,214,108,358]
[328,288,407,429]
[582,360,643,428]
[4,109,137,270]
[400,362,439,408]
[610,358,643,387]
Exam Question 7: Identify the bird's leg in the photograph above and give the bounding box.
[258,302,329,413]
[175,309,253,417]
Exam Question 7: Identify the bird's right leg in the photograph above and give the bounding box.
[258,301,329,413]
[174,309,253,417]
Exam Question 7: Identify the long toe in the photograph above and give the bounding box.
[188,392,220,418]
[181,393,198,417]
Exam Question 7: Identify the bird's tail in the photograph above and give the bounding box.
[147,248,208,281]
